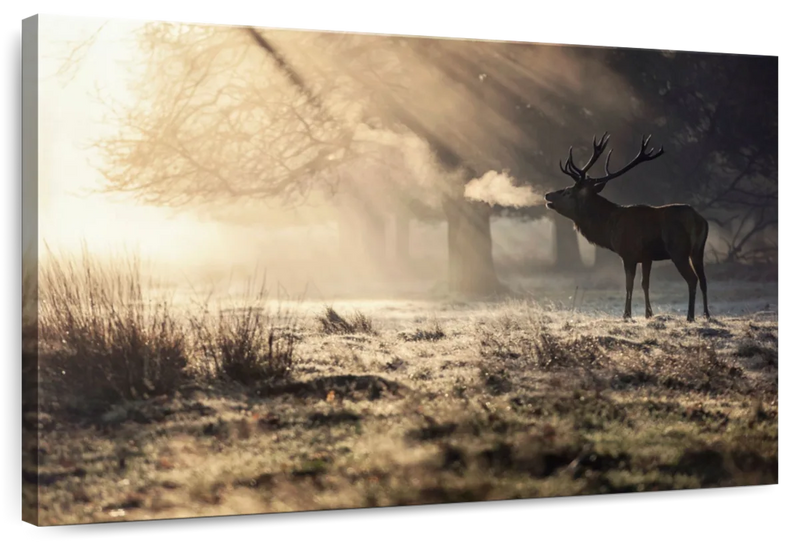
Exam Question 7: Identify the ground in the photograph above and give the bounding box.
[24,270,778,525]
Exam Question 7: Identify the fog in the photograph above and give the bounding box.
[31,16,777,300]
[33,18,561,293]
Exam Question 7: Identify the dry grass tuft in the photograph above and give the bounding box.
[38,249,302,407]
[38,249,189,412]
[317,306,375,335]
[399,316,445,342]
[191,279,298,385]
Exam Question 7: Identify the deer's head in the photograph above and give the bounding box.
[545,133,664,221]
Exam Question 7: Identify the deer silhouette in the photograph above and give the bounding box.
[545,133,710,321]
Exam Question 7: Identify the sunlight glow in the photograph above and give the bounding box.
[39,17,209,263]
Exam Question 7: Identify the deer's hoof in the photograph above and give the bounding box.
[687,316,695,322]
[645,311,653,319]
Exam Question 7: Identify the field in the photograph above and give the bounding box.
[22,257,778,525]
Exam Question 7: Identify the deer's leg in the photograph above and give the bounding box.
[642,260,653,318]
[623,259,637,320]
[691,254,710,319]
[672,256,698,322]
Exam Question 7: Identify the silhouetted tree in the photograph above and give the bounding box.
[603,49,778,263]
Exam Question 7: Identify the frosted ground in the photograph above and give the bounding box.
[26,264,777,524]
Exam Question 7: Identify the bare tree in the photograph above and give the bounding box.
[93,23,362,208]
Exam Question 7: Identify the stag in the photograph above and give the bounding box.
[545,133,710,321]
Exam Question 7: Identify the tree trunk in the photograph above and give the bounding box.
[395,212,410,264]
[443,197,502,295]
[338,207,361,261]
[362,208,386,267]
[445,199,461,291]
[552,215,584,270]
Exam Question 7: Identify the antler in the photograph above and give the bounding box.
[559,132,611,183]
[590,134,665,185]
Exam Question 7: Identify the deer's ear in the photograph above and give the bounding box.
[592,181,608,194]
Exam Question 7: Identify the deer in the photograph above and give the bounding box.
[544,133,710,322]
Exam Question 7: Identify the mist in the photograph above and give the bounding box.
[32,17,777,302]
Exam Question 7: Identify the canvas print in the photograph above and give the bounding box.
[22,14,778,526]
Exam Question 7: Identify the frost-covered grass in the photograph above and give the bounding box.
[26,271,778,525]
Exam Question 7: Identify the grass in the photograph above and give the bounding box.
[22,253,38,405]
[399,315,446,342]
[190,279,298,384]
[22,252,37,344]
[35,252,302,414]
[26,258,778,525]
[317,305,375,335]
[37,249,190,412]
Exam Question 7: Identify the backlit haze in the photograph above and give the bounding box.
[38,18,261,269]
[35,16,755,299]
[35,17,585,296]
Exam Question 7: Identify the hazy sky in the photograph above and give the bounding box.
[37,15,254,265]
